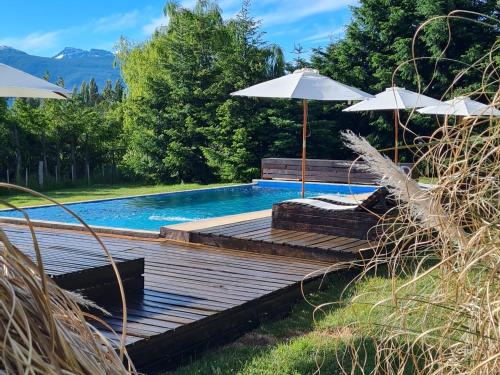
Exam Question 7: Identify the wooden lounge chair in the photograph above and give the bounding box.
[313,186,392,211]
[272,187,393,240]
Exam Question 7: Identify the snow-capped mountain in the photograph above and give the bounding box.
[53,47,114,60]
[0,46,121,90]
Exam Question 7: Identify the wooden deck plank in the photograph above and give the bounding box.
[1,223,336,372]
[197,218,270,236]
[209,221,271,236]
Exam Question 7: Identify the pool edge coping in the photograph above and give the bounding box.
[0,217,161,238]
[0,182,255,212]
[252,179,378,189]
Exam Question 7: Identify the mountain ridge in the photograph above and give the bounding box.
[0,46,121,91]
[52,47,114,60]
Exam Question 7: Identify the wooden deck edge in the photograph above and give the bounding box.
[160,225,365,263]
[53,257,145,291]
[160,227,192,241]
[126,271,346,373]
[188,232,358,263]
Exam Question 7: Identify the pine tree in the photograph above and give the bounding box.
[310,0,499,158]
[113,80,124,102]
[102,79,113,102]
[88,78,99,105]
[80,81,89,105]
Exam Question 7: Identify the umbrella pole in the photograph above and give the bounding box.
[394,109,399,164]
[301,99,308,198]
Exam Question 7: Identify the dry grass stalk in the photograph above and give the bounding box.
[312,11,499,375]
[0,185,136,374]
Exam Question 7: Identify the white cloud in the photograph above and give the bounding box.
[0,9,145,55]
[142,15,169,35]
[258,0,358,26]
[300,27,345,43]
[92,10,141,33]
[0,31,61,54]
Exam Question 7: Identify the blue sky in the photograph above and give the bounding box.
[0,0,357,60]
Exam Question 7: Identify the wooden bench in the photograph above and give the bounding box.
[261,158,414,184]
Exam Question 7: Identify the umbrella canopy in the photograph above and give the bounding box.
[231,68,373,101]
[343,87,442,163]
[343,87,442,112]
[417,96,500,116]
[0,63,71,99]
[231,68,373,197]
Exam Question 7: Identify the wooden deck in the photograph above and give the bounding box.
[4,225,144,292]
[162,217,373,262]
[3,224,334,372]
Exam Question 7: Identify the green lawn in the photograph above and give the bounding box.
[0,182,236,208]
[418,177,438,185]
[168,270,426,375]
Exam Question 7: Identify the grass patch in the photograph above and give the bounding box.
[168,271,366,375]
[418,176,437,184]
[0,182,237,208]
[169,270,434,375]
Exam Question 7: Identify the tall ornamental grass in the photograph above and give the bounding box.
[0,184,136,374]
[316,11,499,375]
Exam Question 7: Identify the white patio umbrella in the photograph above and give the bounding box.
[343,87,442,163]
[417,96,500,117]
[231,68,373,197]
[0,62,71,99]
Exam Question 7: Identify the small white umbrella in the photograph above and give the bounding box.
[417,96,500,117]
[0,63,71,99]
[231,68,373,197]
[343,87,442,162]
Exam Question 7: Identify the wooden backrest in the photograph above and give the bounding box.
[261,158,414,185]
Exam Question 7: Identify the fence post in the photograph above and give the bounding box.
[38,161,44,188]
[55,165,58,183]
[6,169,9,184]
[25,168,28,187]
[86,163,90,185]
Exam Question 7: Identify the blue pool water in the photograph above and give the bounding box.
[0,181,376,231]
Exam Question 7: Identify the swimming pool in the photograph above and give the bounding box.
[0,181,376,232]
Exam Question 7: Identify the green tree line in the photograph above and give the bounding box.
[0,77,125,187]
[0,0,497,186]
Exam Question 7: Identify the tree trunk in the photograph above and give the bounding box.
[84,135,90,185]
[11,124,22,184]
[41,132,48,176]
[55,144,61,183]
[111,152,115,186]
[38,161,44,188]
[71,141,76,182]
